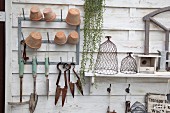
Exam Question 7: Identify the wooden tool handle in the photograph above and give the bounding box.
[45,57,49,77]
[32,57,37,77]
[19,58,24,78]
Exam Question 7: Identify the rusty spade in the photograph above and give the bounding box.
[29,56,38,113]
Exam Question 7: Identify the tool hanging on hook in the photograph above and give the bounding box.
[45,32,50,100]
[29,51,38,113]
[8,58,30,105]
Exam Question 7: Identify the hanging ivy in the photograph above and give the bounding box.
[80,0,105,81]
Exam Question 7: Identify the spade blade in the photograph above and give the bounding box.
[29,93,38,113]
[69,82,75,98]
[62,87,67,107]
[55,86,61,105]
[75,79,83,95]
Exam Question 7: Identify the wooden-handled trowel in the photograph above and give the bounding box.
[29,56,38,113]
[45,32,50,100]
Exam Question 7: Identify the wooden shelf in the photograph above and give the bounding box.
[85,72,170,84]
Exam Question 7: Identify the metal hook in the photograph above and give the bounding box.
[21,32,25,40]
[22,8,26,20]
[60,57,62,63]
[107,84,111,93]
[125,84,130,93]
[61,9,63,22]
[47,32,50,43]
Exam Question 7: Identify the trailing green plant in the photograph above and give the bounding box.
[80,0,105,82]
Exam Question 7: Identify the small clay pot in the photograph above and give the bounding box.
[54,31,67,45]
[25,32,42,49]
[67,31,79,44]
[66,8,81,26]
[43,8,56,22]
[30,6,43,21]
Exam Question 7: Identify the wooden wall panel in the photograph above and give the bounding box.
[9,0,170,113]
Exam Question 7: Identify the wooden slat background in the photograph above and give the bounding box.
[9,0,170,113]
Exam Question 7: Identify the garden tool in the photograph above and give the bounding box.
[29,56,38,113]
[68,63,83,98]
[55,62,62,105]
[45,32,50,100]
[55,63,71,107]
[8,58,29,105]
[72,63,83,95]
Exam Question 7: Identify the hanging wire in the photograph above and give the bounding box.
[94,36,118,75]
[120,52,137,74]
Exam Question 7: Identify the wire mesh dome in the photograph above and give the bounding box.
[94,36,118,75]
[120,52,137,74]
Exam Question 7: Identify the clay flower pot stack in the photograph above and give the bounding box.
[67,31,79,44]
[30,6,43,21]
[25,32,42,49]
[43,8,56,22]
[66,8,81,26]
[54,31,67,45]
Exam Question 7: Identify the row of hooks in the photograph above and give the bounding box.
[22,8,64,21]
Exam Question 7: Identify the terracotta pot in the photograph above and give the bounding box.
[30,6,43,21]
[25,32,42,49]
[66,8,81,26]
[54,31,67,45]
[43,8,56,22]
[67,31,79,44]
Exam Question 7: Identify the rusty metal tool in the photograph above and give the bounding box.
[68,66,75,98]
[55,63,71,107]
[29,56,38,113]
[68,63,83,98]
[45,32,50,100]
[62,64,70,107]
[8,58,30,105]
[55,62,62,105]
[72,63,83,96]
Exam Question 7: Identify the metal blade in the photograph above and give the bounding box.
[69,82,75,98]
[55,86,61,105]
[29,93,38,113]
[62,87,67,107]
[46,78,49,100]
[20,77,23,103]
[75,79,83,95]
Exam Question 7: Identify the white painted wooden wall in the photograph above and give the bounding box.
[7,0,170,113]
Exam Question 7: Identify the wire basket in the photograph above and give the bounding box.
[94,36,118,75]
[120,52,137,74]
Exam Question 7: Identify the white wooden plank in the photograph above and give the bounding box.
[11,96,124,113]
[11,73,90,96]
[90,83,168,96]
[130,8,136,17]
[12,0,170,8]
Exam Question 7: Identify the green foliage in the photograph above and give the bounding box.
[80,0,105,82]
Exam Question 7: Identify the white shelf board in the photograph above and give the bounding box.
[85,72,170,78]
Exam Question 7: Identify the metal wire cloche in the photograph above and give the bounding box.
[120,52,137,74]
[94,36,118,75]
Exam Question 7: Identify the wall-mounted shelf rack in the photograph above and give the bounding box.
[18,17,80,65]
[85,72,170,84]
